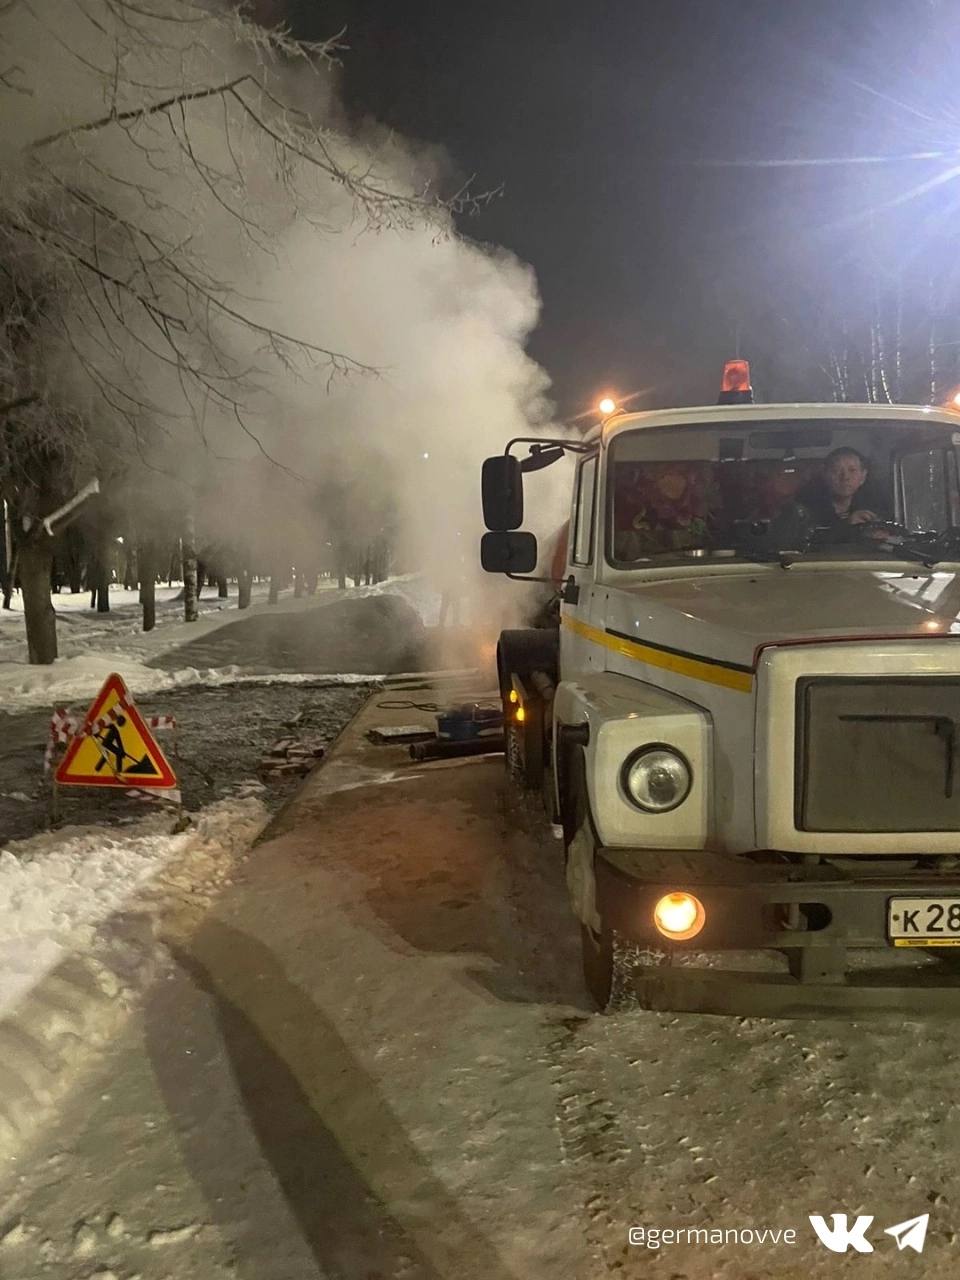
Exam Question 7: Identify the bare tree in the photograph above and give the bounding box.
[0,0,464,660]
[181,505,198,623]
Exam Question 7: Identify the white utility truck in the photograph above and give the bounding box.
[481,362,960,1015]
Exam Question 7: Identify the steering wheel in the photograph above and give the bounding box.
[850,518,912,542]
[800,516,910,549]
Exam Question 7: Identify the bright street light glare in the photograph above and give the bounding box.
[598,396,616,416]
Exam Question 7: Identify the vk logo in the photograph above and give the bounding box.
[809,1214,874,1254]
[809,1212,929,1255]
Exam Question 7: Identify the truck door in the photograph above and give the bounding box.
[561,450,606,675]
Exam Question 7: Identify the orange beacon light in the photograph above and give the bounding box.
[717,359,753,405]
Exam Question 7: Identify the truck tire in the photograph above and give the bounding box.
[581,922,618,1011]
[504,708,523,784]
[497,629,557,793]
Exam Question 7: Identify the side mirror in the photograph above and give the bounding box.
[482,455,523,530]
[480,531,538,574]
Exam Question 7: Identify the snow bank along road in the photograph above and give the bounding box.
[2,679,960,1279]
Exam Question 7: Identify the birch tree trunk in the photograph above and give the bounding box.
[874,296,892,404]
[928,275,938,403]
[182,517,198,623]
[0,501,9,608]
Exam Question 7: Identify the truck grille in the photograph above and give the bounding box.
[796,677,960,833]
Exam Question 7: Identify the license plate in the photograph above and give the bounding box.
[888,897,960,946]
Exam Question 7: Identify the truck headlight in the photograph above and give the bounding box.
[621,745,692,813]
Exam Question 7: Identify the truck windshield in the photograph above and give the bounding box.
[607,417,960,566]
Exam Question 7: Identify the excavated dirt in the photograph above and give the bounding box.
[0,683,373,848]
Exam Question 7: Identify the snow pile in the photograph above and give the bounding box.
[0,582,335,667]
[0,577,429,711]
[0,796,266,1018]
[0,653,380,712]
[357,574,442,627]
[0,652,190,709]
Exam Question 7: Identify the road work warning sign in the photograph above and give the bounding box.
[55,672,177,789]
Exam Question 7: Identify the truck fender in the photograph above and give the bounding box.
[496,628,558,697]
[563,746,602,931]
[553,672,712,851]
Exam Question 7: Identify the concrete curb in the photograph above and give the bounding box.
[253,685,384,846]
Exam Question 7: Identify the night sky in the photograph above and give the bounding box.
[286,0,956,417]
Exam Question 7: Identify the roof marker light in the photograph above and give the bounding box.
[718,359,753,406]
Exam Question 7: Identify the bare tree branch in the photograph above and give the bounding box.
[30,75,253,150]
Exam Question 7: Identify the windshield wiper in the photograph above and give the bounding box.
[914,529,960,566]
[879,542,939,569]
[787,537,938,569]
[685,543,794,569]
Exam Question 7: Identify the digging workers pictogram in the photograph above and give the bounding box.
[92,715,160,776]
[55,673,177,789]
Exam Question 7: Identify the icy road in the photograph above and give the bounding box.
[1,684,959,1279]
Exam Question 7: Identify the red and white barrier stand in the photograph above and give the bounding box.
[45,673,181,826]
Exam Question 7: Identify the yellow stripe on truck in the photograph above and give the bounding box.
[561,614,754,694]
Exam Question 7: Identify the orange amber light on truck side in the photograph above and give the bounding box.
[653,892,706,941]
[515,705,526,723]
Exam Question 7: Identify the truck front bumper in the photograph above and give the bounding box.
[596,849,960,1016]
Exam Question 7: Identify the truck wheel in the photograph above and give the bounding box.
[497,630,555,793]
[581,922,617,1010]
[503,697,522,782]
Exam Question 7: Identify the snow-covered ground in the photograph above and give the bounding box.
[0,577,440,711]
[0,575,438,1149]
[0,796,267,1018]
[3,731,957,1280]
[3,660,959,1278]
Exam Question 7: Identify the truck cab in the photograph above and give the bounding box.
[481,369,960,1015]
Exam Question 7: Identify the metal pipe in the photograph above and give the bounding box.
[409,736,505,762]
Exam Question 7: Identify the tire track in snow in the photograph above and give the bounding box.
[542,1015,633,1275]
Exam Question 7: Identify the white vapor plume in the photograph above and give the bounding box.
[0,0,562,631]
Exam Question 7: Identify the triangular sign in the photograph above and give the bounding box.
[55,673,177,789]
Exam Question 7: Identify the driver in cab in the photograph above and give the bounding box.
[798,446,880,529]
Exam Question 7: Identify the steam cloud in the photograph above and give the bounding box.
[1,0,563,624]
